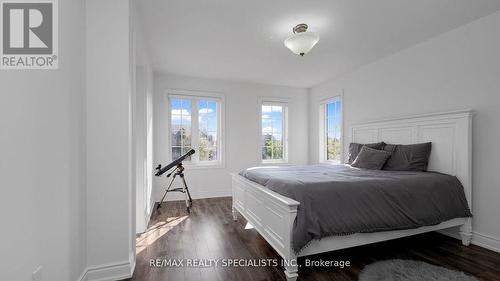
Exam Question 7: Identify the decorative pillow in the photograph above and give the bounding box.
[383,142,432,171]
[351,146,392,170]
[347,142,385,163]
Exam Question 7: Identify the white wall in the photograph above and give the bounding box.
[0,0,86,281]
[132,2,155,233]
[0,1,148,280]
[153,74,309,201]
[85,0,135,279]
[309,11,500,252]
[135,66,154,233]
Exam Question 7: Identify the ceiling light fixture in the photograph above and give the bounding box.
[284,23,320,56]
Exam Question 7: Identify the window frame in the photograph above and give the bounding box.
[319,95,343,164]
[166,89,225,169]
[260,98,289,164]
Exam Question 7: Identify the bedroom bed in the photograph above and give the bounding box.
[231,110,473,281]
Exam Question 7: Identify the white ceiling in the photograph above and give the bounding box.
[136,0,500,88]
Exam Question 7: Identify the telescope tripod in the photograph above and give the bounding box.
[157,163,193,213]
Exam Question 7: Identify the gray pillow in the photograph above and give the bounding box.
[383,142,432,171]
[351,146,392,170]
[347,142,385,163]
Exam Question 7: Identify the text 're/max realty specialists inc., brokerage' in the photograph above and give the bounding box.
[1,0,58,69]
[149,258,351,269]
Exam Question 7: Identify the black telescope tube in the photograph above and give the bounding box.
[155,149,195,177]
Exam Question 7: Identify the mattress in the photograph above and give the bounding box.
[239,164,472,253]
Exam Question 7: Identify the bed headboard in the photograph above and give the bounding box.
[348,109,473,210]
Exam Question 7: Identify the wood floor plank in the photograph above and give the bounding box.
[123,197,500,281]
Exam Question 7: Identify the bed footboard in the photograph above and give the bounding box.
[231,173,300,280]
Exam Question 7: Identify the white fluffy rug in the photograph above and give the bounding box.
[359,259,479,281]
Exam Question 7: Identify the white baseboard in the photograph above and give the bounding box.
[159,188,231,202]
[76,269,88,281]
[77,258,135,281]
[471,231,500,253]
[439,228,500,253]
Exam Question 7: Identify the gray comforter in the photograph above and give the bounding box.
[239,164,471,253]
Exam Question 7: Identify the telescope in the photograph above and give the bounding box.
[154,149,195,213]
[155,149,195,177]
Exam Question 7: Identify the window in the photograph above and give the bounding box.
[169,92,223,166]
[261,102,288,163]
[198,100,218,161]
[170,98,193,160]
[320,97,342,163]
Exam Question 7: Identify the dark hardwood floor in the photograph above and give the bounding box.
[123,197,499,281]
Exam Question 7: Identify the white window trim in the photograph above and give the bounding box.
[165,89,226,169]
[260,97,289,164]
[319,94,343,164]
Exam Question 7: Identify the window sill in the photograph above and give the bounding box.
[182,162,226,170]
[261,160,290,165]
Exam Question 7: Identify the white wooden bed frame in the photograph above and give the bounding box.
[231,109,473,281]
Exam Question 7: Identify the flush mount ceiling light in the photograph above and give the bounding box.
[284,23,320,56]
